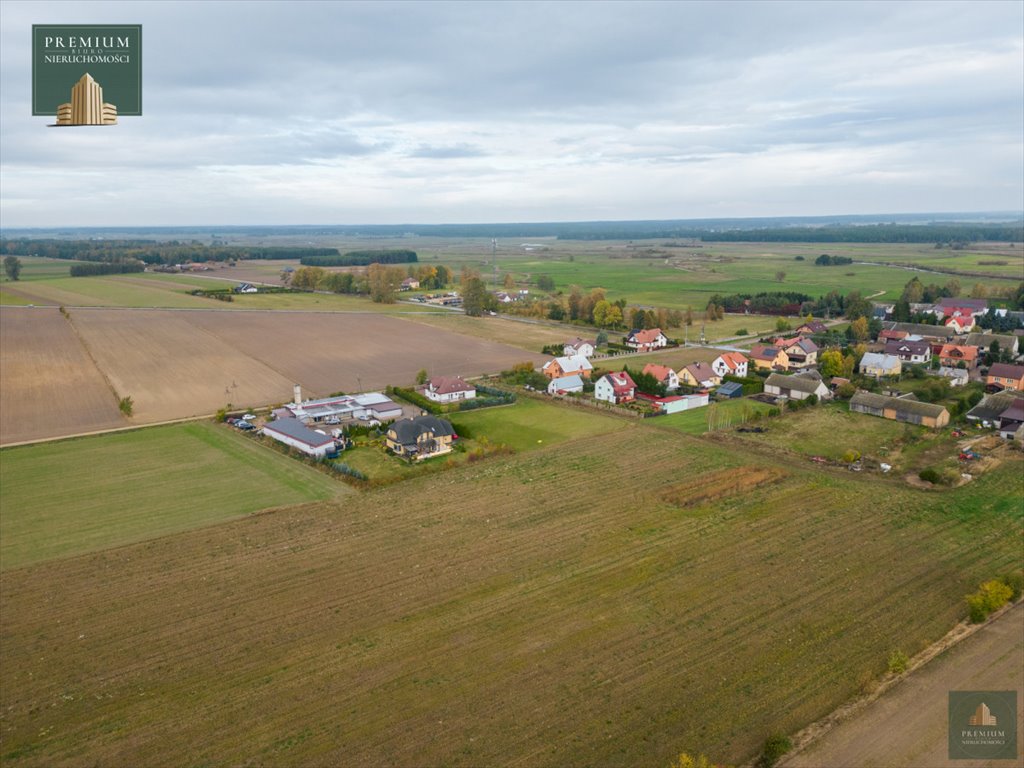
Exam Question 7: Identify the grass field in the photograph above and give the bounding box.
[0,421,348,570]
[0,422,1020,767]
[656,397,775,435]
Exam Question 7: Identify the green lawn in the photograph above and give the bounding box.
[449,396,625,452]
[0,422,349,570]
[656,397,774,436]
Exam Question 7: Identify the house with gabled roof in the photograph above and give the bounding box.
[965,332,1019,357]
[625,327,668,352]
[642,363,679,391]
[547,374,585,395]
[937,344,979,369]
[749,344,789,371]
[986,363,1024,392]
[880,322,955,343]
[562,338,596,358]
[424,376,476,404]
[936,296,987,315]
[678,362,721,389]
[764,370,831,401]
[795,320,829,335]
[884,339,931,364]
[712,351,748,378]
[944,315,974,334]
[594,371,636,404]
[936,366,970,387]
[775,336,819,370]
[859,352,902,378]
[542,354,593,380]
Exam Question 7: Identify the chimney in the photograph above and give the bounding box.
[293,384,302,404]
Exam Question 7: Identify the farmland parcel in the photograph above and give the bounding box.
[0,422,1020,767]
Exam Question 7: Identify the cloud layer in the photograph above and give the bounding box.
[1,0,1021,226]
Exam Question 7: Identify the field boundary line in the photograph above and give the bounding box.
[770,599,1024,768]
[0,414,220,449]
[61,308,127,419]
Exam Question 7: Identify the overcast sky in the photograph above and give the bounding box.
[1,0,1022,227]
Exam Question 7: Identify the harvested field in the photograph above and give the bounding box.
[0,308,124,444]
[1,427,1020,767]
[184,309,545,396]
[660,466,786,509]
[67,309,295,423]
[403,312,578,352]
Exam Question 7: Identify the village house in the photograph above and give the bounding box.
[423,376,476,404]
[563,338,597,358]
[547,374,585,395]
[678,362,720,389]
[775,337,819,370]
[594,371,637,404]
[986,363,1024,392]
[884,339,932,365]
[749,344,789,371]
[936,366,970,387]
[850,392,950,428]
[542,354,593,380]
[944,315,974,334]
[712,351,748,378]
[385,415,456,460]
[764,370,831,401]
[625,327,668,352]
[795,320,829,336]
[400,277,420,291]
[936,344,979,369]
[879,322,956,344]
[859,352,902,378]
[642,363,679,391]
[936,296,987,317]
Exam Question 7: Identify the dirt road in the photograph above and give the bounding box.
[786,601,1023,768]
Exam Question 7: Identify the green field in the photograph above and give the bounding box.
[656,397,775,435]
[0,418,1020,767]
[0,422,349,570]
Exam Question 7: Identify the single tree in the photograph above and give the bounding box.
[3,256,21,281]
[415,369,429,385]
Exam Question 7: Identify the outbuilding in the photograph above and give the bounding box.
[263,418,337,458]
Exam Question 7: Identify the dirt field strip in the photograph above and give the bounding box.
[0,308,124,444]
[783,600,1024,768]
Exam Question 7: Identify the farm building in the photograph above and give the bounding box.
[880,322,955,343]
[965,333,1019,357]
[542,355,593,380]
[936,344,979,369]
[638,392,709,414]
[967,390,1024,427]
[594,371,636,404]
[936,366,970,386]
[712,351,748,378]
[547,374,584,395]
[562,338,596,358]
[884,340,931,364]
[716,381,744,399]
[859,352,902,378]
[642,363,679,391]
[749,344,789,371]
[679,362,720,389]
[996,401,1024,438]
[849,392,950,428]
[625,328,668,352]
[936,297,987,314]
[385,415,456,460]
[263,418,337,458]
[764,370,831,401]
[284,386,403,424]
[986,363,1024,392]
[424,376,476,404]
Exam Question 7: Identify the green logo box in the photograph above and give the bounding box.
[32,24,142,116]
[949,690,1018,761]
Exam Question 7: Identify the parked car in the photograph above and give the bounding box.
[243,413,256,420]
[236,420,254,430]
[325,416,341,425]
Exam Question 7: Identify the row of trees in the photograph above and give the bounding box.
[0,238,335,265]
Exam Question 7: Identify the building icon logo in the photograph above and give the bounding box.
[968,703,997,727]
[56,73,117,126]
[32,25,141,123]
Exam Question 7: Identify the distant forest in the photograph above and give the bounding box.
[0,239,336,265]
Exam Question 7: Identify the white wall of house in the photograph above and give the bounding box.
[263,428,333,458]
[425,388,476,404]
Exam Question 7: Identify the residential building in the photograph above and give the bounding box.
[884,340,932,365]
[678,362,721,388]
[795,320,829,335]
[965,333,1019,357]
[749,344,789,371]
[764,370,831,401]
[936,366,970,387]
[625,327,668,352]
[594,371,637,404]
[776,337,818,370]
[547,374,584,395]
[385,415,456,460]
[937,344,979,369]
[542,354,593,380]
[859,352,902,378]
[423,376,476,404]
[712,351,748,378]
[642,363,679,391]
[563,338,596,358]
[986,363,1024,392]
[880,322,956,343]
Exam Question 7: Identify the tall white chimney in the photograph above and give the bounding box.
[293,384,302,405]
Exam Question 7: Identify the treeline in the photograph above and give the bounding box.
[69,261,145,277]
[700,224,1023,243]
[299,249,418,267]
[0,238,338,265]
[815,254,853,266]
[710,291,813,315]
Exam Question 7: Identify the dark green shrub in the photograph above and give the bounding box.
[758,734,792,768]
[918,467,941,484]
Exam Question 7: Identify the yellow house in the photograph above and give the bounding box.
[749,344,789,371]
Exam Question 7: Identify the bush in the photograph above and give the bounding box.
[887,649,909,674]
[757,734,792,768]
[1001,570,1024,601]
[841,449,861,463]
[215,408,228,423]
[118,396,134,416]
[966,579,1013,623]
[918,467,941,484]
[735,328,749,335]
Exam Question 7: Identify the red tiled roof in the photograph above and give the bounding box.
[429,376,474,395]
[628,328,665,344]
[642,363,675,382]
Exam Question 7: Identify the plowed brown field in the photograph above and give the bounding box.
[0,308,124,444]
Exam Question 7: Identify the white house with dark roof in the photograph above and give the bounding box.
[263,418,337,458]
[424,376,476,404]
[562,338,596,358]
[764,370,831,401]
